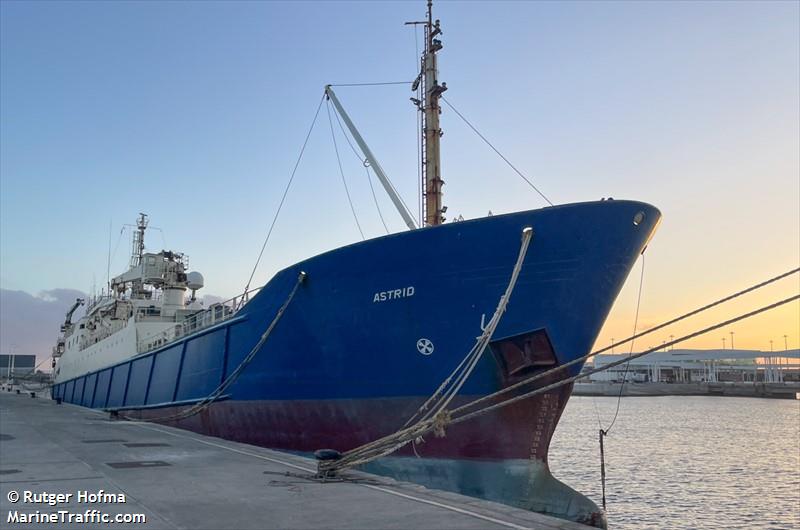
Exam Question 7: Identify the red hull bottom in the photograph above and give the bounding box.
[125,384,605,527]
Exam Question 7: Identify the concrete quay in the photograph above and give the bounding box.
[573,381,800,399]
[0,390,588,530]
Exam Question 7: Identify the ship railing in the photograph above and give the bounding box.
[136,307,163,319]
[77,319,127,352]
[136,286,262,353]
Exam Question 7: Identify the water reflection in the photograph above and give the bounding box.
[550,396,800,529]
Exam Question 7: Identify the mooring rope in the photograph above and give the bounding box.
[405,227,534,428]
[450,266,800,417]
[321,293,797,478]
[114,271,307,423]
[448,294,799,427]
[318,227,535,476]
[319,266,798,477]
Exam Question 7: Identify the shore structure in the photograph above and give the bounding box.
[575,348,800,398]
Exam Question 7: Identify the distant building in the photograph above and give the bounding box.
[586,348,800,383]
[0,354,37,378]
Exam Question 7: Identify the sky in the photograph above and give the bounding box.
[1,0,798,359]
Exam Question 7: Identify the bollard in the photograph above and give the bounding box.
[55,397,62,405]
[16,389,20,394]
[314,449,343,461]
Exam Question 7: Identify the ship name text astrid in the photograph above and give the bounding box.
[373,286,415,303]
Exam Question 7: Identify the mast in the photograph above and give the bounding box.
[130,212,148,268]
[416,0,447,226]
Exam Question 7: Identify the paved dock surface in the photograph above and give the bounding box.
[0,390,587,529]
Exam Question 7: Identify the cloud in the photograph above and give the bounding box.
[0,288,87,366]
[0,288,227,370]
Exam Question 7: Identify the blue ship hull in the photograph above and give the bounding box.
[52,200,660,527]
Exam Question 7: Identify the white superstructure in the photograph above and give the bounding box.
[52,213,230,383]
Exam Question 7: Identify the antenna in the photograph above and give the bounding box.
[106,219,112,293]
[130,213,149,268]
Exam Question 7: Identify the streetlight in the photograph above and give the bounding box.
[669,335,674,351]
[780,335,788,383]
[7,343,17,380]
[722,337,726,349]
[769,339,775,383]
[730,331,735,350]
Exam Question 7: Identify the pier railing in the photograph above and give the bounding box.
[136,287,261,353]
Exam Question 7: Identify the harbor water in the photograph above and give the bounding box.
[550,395,800,529]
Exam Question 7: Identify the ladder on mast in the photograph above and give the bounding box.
[410,0,447,226]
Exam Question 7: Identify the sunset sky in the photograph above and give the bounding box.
[1,1,798,356]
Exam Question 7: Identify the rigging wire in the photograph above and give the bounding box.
[441,96,554,207]
[242,94,326,297]
[328,96,414,228]
[110,226,128,273]
[106,220,113,290]
[330,107,389,234]
[328,81,412,87]
[365,166,390,234]
[331,104,367,162]
[603,253,645,434]
[331,104,367,163]
[149,227,167,249]
[326,99,365,240]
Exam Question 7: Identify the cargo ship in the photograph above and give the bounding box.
[51,3,660,527]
